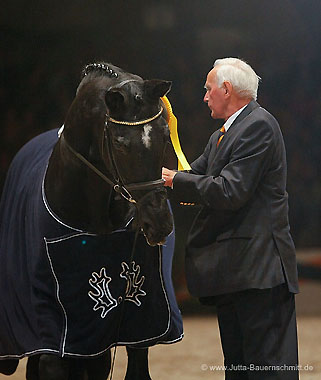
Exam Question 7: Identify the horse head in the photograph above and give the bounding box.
[46,63,173,246]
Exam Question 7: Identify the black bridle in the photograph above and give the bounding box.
[61,106,166,205]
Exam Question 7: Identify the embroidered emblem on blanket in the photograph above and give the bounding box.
[120,261,146,306]
[88,262,146,319]
[88,268,118,318]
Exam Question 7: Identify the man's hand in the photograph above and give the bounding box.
[162,167,177,188]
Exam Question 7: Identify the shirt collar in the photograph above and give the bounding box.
[224,104,248,132]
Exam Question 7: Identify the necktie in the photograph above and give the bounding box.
[217,126,225,147]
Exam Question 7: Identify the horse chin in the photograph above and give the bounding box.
[142,231,166,247]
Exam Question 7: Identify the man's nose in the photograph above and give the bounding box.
[204,93,208,102]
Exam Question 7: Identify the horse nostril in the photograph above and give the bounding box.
[141,220,173,246]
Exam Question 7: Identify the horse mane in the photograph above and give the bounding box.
[82,62,119,79]
[76,62,142,96]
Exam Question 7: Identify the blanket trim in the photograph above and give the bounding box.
[41,165,84,233]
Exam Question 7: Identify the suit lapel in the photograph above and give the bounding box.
[215,100,260,149]
[227,100,260,133]
[207,100,261,174]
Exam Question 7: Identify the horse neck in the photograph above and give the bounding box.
[44,139,132,234]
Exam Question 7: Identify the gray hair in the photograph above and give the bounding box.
[213,58,261,100]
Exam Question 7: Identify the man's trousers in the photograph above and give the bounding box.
[201,284,299,380]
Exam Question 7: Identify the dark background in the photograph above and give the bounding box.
[1,0,320,303]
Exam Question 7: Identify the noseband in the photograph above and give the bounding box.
[61,107,166,205]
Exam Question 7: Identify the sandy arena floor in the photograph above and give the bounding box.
[6,315,321,380]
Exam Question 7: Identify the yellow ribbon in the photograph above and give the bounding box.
[161,96,191,171]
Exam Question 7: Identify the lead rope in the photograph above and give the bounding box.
[108,227,140,380]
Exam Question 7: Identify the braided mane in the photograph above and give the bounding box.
[82,62,118,78]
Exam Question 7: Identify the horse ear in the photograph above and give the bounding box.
[144,80,172,100]
[105,89,125,114]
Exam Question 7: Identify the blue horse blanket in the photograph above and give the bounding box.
[0,129,183,358]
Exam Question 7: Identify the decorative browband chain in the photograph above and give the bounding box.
[107,107,163,126]
[107,96,191,173]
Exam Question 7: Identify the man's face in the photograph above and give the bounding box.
[203,68,227,119]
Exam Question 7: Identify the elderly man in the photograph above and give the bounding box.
[163,58,299,379]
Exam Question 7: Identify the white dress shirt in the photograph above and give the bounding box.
[224,104,248,131]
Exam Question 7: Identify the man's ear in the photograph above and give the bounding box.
[105,89,125,114]
[144,79,172,100]
[223,81,233,97]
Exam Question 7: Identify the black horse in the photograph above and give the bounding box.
[0,63,183,379]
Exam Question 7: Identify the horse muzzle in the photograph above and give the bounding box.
[133,188,173,246]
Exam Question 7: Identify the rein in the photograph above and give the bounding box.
[61,135,164,204]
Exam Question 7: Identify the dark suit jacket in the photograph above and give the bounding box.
[172,100,299,297]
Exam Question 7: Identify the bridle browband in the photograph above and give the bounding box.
[107,107,163,126]
[61,103,166,205]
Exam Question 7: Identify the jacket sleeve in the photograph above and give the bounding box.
[172,120,275,210]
